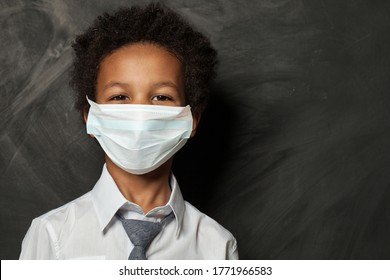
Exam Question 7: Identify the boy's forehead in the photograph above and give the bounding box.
[104,43,180,62]
[98,43,184,78]
[95,43,186,100]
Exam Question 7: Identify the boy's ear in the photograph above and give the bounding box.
[83,108,95,138]
[83,109,88,124]
[191,113,201,137]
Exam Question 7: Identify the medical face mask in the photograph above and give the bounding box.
[86,98,193,175]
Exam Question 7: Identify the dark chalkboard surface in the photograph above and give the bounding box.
[1,0,390,259]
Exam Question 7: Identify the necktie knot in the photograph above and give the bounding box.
[123,219,162,247]
[118,212,174,260]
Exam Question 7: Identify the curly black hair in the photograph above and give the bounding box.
[70,2,217,117]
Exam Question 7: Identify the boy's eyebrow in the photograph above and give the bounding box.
[103,81,129,90]
[103,81,180,91]
[151,81,180,91]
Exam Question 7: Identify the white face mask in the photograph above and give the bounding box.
[86,98,193,175]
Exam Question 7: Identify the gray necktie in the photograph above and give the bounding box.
[118,212,174,260]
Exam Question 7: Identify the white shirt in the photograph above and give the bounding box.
[19,165,238,260]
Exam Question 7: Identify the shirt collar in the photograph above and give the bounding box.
[91,164,185,236]
[91,164,127,232]
[167,173,185,237]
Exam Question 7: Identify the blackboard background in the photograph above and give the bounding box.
[1,0,390,259]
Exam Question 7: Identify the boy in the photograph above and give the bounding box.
[19,3,238,259]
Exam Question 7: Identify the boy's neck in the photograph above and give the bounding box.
[105,156,172,214]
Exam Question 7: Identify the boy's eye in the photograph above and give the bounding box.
[111,95,129,101]
[152,95,173,102]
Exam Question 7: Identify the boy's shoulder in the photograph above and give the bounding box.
[183,201,236,241]
[33,192,94,228]
[181,201,238,259]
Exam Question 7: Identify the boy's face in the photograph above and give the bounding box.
[85,42,200,138]
[95,43,186,106]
